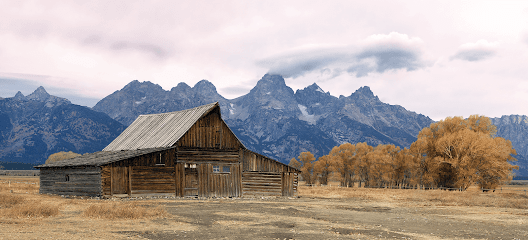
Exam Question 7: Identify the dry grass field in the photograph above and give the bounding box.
[1,176,527,239]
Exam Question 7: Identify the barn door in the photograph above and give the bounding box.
[184,167,198,196]
[112,166,129,195]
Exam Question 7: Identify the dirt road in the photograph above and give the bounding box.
[120,196,527,239]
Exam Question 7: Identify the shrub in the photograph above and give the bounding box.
[45,151,81,164]
[83,202,167,219]
[0,194,60,218]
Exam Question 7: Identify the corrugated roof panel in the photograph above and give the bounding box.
[103,102,218,151]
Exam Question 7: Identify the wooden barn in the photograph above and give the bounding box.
[35,102,300,198]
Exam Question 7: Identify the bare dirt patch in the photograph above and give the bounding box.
[1,177,527,239]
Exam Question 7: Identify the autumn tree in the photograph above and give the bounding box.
[364,144,400,188]
[298,152,316,185]
[354,142,374,187]
[410,115,517,190]
[288,158,301,170]
[45,151,81,164]
[313,155,332,185]
[328,143,356,187]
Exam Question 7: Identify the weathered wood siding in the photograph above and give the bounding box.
[175,161,242,197]
[241,149,297,173]
[40,166,101,196]
[198,163,241,197]
[177,111,240,150]
[102,148,177,197]
[177,150,240,163]
[282,172,298,196]
[240,150,300,197]
[242,172,282,196]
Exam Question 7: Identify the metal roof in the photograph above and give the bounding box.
[103,102,220,151]
[35,147,170,168]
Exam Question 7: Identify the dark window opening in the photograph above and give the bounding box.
[65,174,70,182]
[222,166,230,173]
[156,152,165,165]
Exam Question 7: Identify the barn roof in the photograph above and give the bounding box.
[35,147,171,168]
[103,102,243,151]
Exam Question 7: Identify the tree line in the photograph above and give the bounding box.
[289,115,518,190]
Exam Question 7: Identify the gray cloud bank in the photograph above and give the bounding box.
[256,32,427,78]
[450,40,499,62]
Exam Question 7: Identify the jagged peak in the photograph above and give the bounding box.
[14,91,27,101]
[171,82,191,92]
[259,74,286,85]
[122,80,164,92]
[302,83,326,94]
[251,74,291,94]
[27,86,50,101]
[193,80,217,93]
[350,86,378,99]
[355,86,373,95]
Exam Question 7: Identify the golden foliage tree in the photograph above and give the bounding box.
[288,158,301,170]
[313,155,332,185]
[298,152,316,185]
[410,115,517,190]
[45,151,81,164]
[327,143,356,187]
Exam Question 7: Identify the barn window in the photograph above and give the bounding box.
[222,166,230,173]
[156,153,165,165]
[65,174,70,182]
[213,165,220,173]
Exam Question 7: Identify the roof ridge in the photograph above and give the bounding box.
[137,102,218,117]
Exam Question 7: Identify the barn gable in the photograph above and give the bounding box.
[103,102,244,151]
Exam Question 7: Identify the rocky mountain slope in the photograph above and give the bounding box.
[94,74,434,162]
[0,87,125,164]
[491,115,528,176]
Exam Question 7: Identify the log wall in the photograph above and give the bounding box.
[242,172,282,196]
[240,149,300,197]
[39,166,101,196]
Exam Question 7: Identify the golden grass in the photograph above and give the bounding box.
[0,177,40,194]
[0,193,60,218]
[83,202,167,220]
[298,182,528,209]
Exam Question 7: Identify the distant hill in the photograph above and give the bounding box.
[0,87,125,165]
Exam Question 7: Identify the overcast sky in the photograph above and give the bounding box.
[1,1,528,120]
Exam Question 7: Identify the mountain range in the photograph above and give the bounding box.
[1,74,526,176]
[93,74,433,160]
[0,87,124,164]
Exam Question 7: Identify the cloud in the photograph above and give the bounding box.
[256,32,426,78]
[110,41,168,59]
[450,40,499,62]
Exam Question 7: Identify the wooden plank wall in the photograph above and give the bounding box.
[197,163,241,198]
[177,150,239,163]
[281,172,299,197]
[240,149,298,173]
[242,172,282,196]
[177,111,240,150]
[240,150,300,197]
[39,166,101,196]
[101,148,177,197]
[130,166,175,195]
